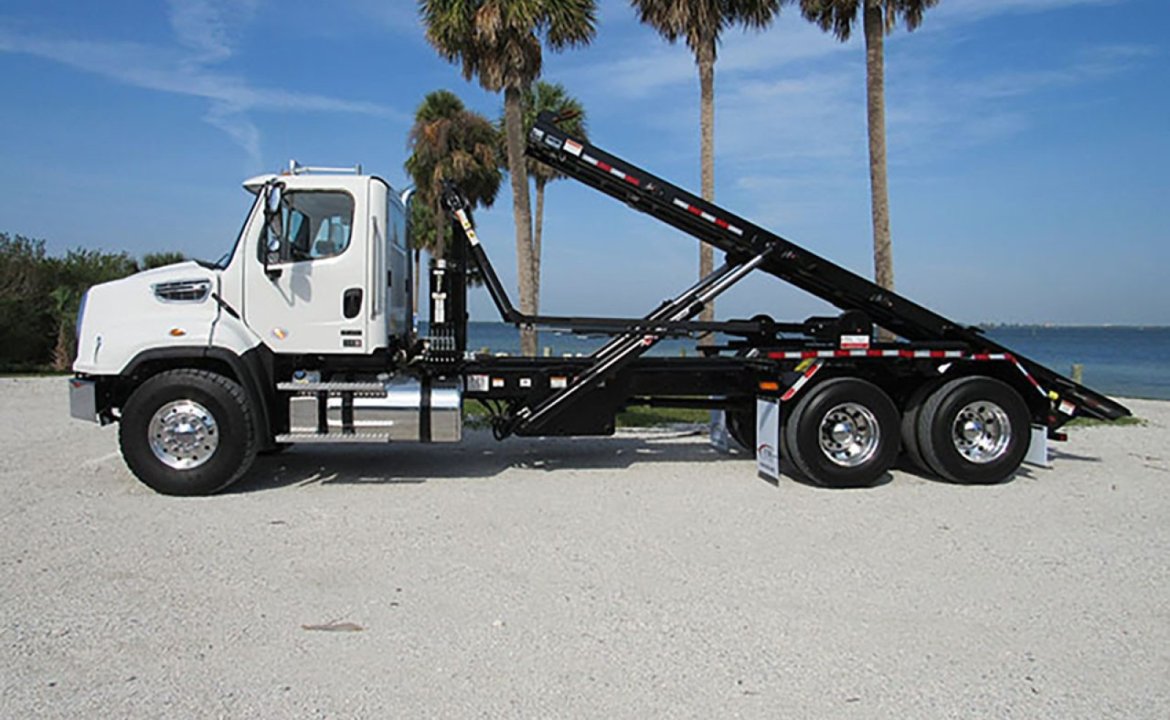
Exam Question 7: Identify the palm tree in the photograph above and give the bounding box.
[630,0,784,344]
[405,90,501,259]
[404,90,502,313]
[799,0,938,301]
[518,81,587,315]
[421,0,597,356]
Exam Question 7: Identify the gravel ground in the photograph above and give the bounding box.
[2,376,1168,718]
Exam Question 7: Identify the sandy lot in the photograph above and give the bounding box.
[1,376,1168,718]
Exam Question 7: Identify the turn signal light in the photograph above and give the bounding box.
[758,381,780,392]
[169,328,186,337]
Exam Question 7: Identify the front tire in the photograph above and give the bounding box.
[119,369,257,496]
[916,376,1030,485]
[784,378,900,489]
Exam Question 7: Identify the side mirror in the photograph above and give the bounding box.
[265,182,282,213]
[263,183,285,278]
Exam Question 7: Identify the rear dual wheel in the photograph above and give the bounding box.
[732,374,1030,487]
[915,376,1030,485]
[785,378,900,489]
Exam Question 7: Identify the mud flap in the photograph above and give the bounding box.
[1024,424,1050,468]
[756,396,781,483]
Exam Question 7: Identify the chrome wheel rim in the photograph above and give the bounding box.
[817,403,880,468]
[148,400,219,470]
[952,401,1011,464]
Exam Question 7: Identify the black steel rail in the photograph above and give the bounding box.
[526,112,1130,422]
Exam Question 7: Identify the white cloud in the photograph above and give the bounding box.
[0,0,402,166]
[565,16,844,98]
[167,0,261,64]
[566,0,1134,101]
[933,0,1125,23]
[343,0,424,35]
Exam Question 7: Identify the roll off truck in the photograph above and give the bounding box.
[68,113,1131,495]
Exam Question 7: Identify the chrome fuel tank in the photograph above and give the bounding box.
[279,377,461,443]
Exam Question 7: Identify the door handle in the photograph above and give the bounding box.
[343,288,363,319]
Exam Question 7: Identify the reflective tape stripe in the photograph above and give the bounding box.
[1011,358,1049,397]
[762,348,1054,401]
[671,197,745,236]
[582,153,641,187]
[781,360,824,402]
[765,349,1025,362]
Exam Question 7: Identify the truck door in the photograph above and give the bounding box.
[244,185,371,354]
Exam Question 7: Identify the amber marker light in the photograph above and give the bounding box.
[758,381,780,392]
[169,328,186,337]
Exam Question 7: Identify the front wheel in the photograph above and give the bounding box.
[916,376,1030,484]
[784,378,900,489]
[119,369,257,495]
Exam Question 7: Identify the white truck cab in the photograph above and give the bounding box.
[69,163,440,495]
[75,164,412,377]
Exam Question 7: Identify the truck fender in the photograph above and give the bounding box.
[122,345,277,447]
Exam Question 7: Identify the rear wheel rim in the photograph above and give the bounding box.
[148,399,219,469]
[951,401,1011,464]
[817,403,880,468]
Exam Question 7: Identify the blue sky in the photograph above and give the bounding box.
[1,0,1166,325]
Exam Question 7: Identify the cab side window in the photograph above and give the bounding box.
[262,191,354,263]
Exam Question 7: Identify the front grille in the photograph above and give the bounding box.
[153,279,211,303]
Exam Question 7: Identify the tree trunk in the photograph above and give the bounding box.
[533,177,546,315]
[52,319,73,371]
[697,39,716,347]
[503,85,538,356]
[865,4,895,341]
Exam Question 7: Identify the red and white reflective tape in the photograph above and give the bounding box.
[581,153,641,187]
[766,348,1013,361]
[765,348,1052,401]
[671,198,745,236]
[780,360,824,402]
[1010,356,1049,398]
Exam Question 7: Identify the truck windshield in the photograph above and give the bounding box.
[196,193,263,270]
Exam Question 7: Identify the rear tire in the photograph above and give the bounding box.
[784,378,900,489]
[900,380,940,473]
[917,376,1030,485]
[119,369,257,496]
[726,405,756,456]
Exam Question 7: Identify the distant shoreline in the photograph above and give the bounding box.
[976,324,1170,330]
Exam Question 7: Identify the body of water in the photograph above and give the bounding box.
[984,326,1170,401]
[443,322,1170,401]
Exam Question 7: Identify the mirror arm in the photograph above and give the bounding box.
[262,180,285,280]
